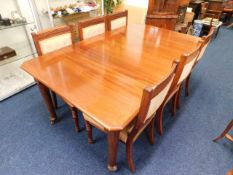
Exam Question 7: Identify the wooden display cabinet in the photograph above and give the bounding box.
[146,0,190,30]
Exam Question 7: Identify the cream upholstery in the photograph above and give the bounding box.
[119,120,136,143]
[178,58,197,84]
[119,116,154,143]
[39,33,72,54]
[84,110,153,143]
[111,17,127,30]
[83,113,105,131]
[82,23,105,40]
[197,43,208,62]
[84,112,135,142]
[145,77,174,121]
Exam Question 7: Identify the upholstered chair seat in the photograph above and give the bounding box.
[83,113,105,131]
[83,111,155,143]
[119,116,155,143]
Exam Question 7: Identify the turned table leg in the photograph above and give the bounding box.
[213,118,233,142]
[51,91,58,109]
[107,131,120,172]
[70,107,80,132]
[36,80,57,125]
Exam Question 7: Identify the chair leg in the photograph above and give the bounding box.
[51,90,58,109]
[185,74,191,97]
[171,94,177,116]
[85,121,93,144]
[176,86,182,110]
[70,107,80,132]
[126,141,135,172]
[147,117,155,145]
[156,105,165,135]
[213,118,233,142]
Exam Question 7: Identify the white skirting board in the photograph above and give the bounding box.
[0,57,35,101]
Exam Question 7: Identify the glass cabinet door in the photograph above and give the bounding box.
[0,0,38,66]
[0,0,38,101]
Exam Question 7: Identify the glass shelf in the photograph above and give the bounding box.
[0,22,34,31]
[0,41,35,66]
[0,0,37,101]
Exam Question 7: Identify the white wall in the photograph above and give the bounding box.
[33,0,53,30]
[124,0,148,8]
[123,0,149,24]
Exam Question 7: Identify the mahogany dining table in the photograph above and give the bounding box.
[21,24,200,171]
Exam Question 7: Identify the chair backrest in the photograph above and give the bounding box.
[78,16,107,41]
[127,62,178,142]
[106,10,128,31]
[196,27,214,62]
[131,63,178,139]
[171,42,202,88]
[32,25,74,56]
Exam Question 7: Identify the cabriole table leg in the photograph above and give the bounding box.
[36,80,57,125]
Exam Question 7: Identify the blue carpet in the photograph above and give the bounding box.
[0,27,233,175]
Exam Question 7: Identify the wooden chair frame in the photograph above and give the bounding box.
[106,10,128,31]
[77,16,107,41]
[185,27,215,96]
[32,25,79,132]
[32,25,75,56]
[213,118,233,142]
[84,63,178,172]
[156,42,202,135]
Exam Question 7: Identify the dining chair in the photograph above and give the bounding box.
[213,118,233,142]
[185,27,214,96]
[156,42,202,135]
[31,25,80,131]
[77,16,107,41]
[106,10,128,31]
[83,62,178,172]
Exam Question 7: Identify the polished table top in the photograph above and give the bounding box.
[21,24,200,131]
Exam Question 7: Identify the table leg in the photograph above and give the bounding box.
[70,106,80,132]
[107,131,120,172]
[213,118,233,142]
[36,80,57,125]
